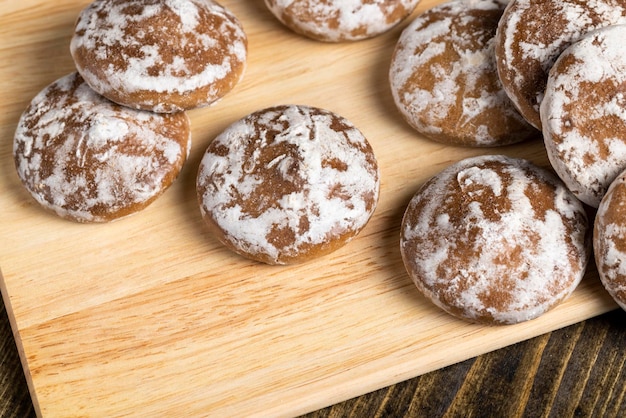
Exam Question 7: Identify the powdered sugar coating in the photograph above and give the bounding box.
[541,25,626,208]
[70,0,247,113]
[197,105,380,265]
[400,155,589,325]
[13,73,191,222]
[264,0,420,42]
[495,0,626,129]
[389,0,535,147]
[594,169,626,311]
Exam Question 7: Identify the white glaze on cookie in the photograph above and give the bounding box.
[541,25,626,208]
[13,73,191,222]
[495,0,626,129]
[400,155,589,324]
[389,0,535,147]
[70,0,247,112]
[594,170,626,310]
[197,105,380,264]
[264,0,420,42]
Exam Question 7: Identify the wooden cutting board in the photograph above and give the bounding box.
[0,0,618,416]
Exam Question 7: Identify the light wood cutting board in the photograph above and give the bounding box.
[0,0,618,416]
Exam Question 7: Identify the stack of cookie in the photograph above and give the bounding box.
[13,0,393,266]
[15,0,626,307]
[395,0,626,323]
[13,0,248,222]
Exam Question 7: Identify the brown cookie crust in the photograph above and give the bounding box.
[13,73,191,222]
[495,0,626,129]
[389,0,535,147]
[264,0,420,42]
[595,169,626,311]
[400,155,589,324]
[541,25,626,208]
[197,105,380,265]
[70,0,247,113]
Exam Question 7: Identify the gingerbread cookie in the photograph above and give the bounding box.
[400,155,589,325]
[70,0,247,113]
[541,25,626,208]
[389,0,536,147]
[264,0,420,42]
[196,105,380,265]
[13,73,191,222]
[594,168,626,311]
[495,0,626,129]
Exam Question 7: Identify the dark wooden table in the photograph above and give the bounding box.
[2,300,626,417]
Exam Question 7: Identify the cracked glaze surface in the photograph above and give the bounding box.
[401,154,589,324]
[13,72,191,222]
[70,0,247,112]
[197,105,380,265]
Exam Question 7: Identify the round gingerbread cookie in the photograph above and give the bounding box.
[389,0,536,147]
[594,168,626,311]
[70,0,247,113]
[264,0,420,42]
[196,105,380,265]
[541,25,626,208]
[400,154,590,325]
[495,0,626,130]
[13,72,191,223]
